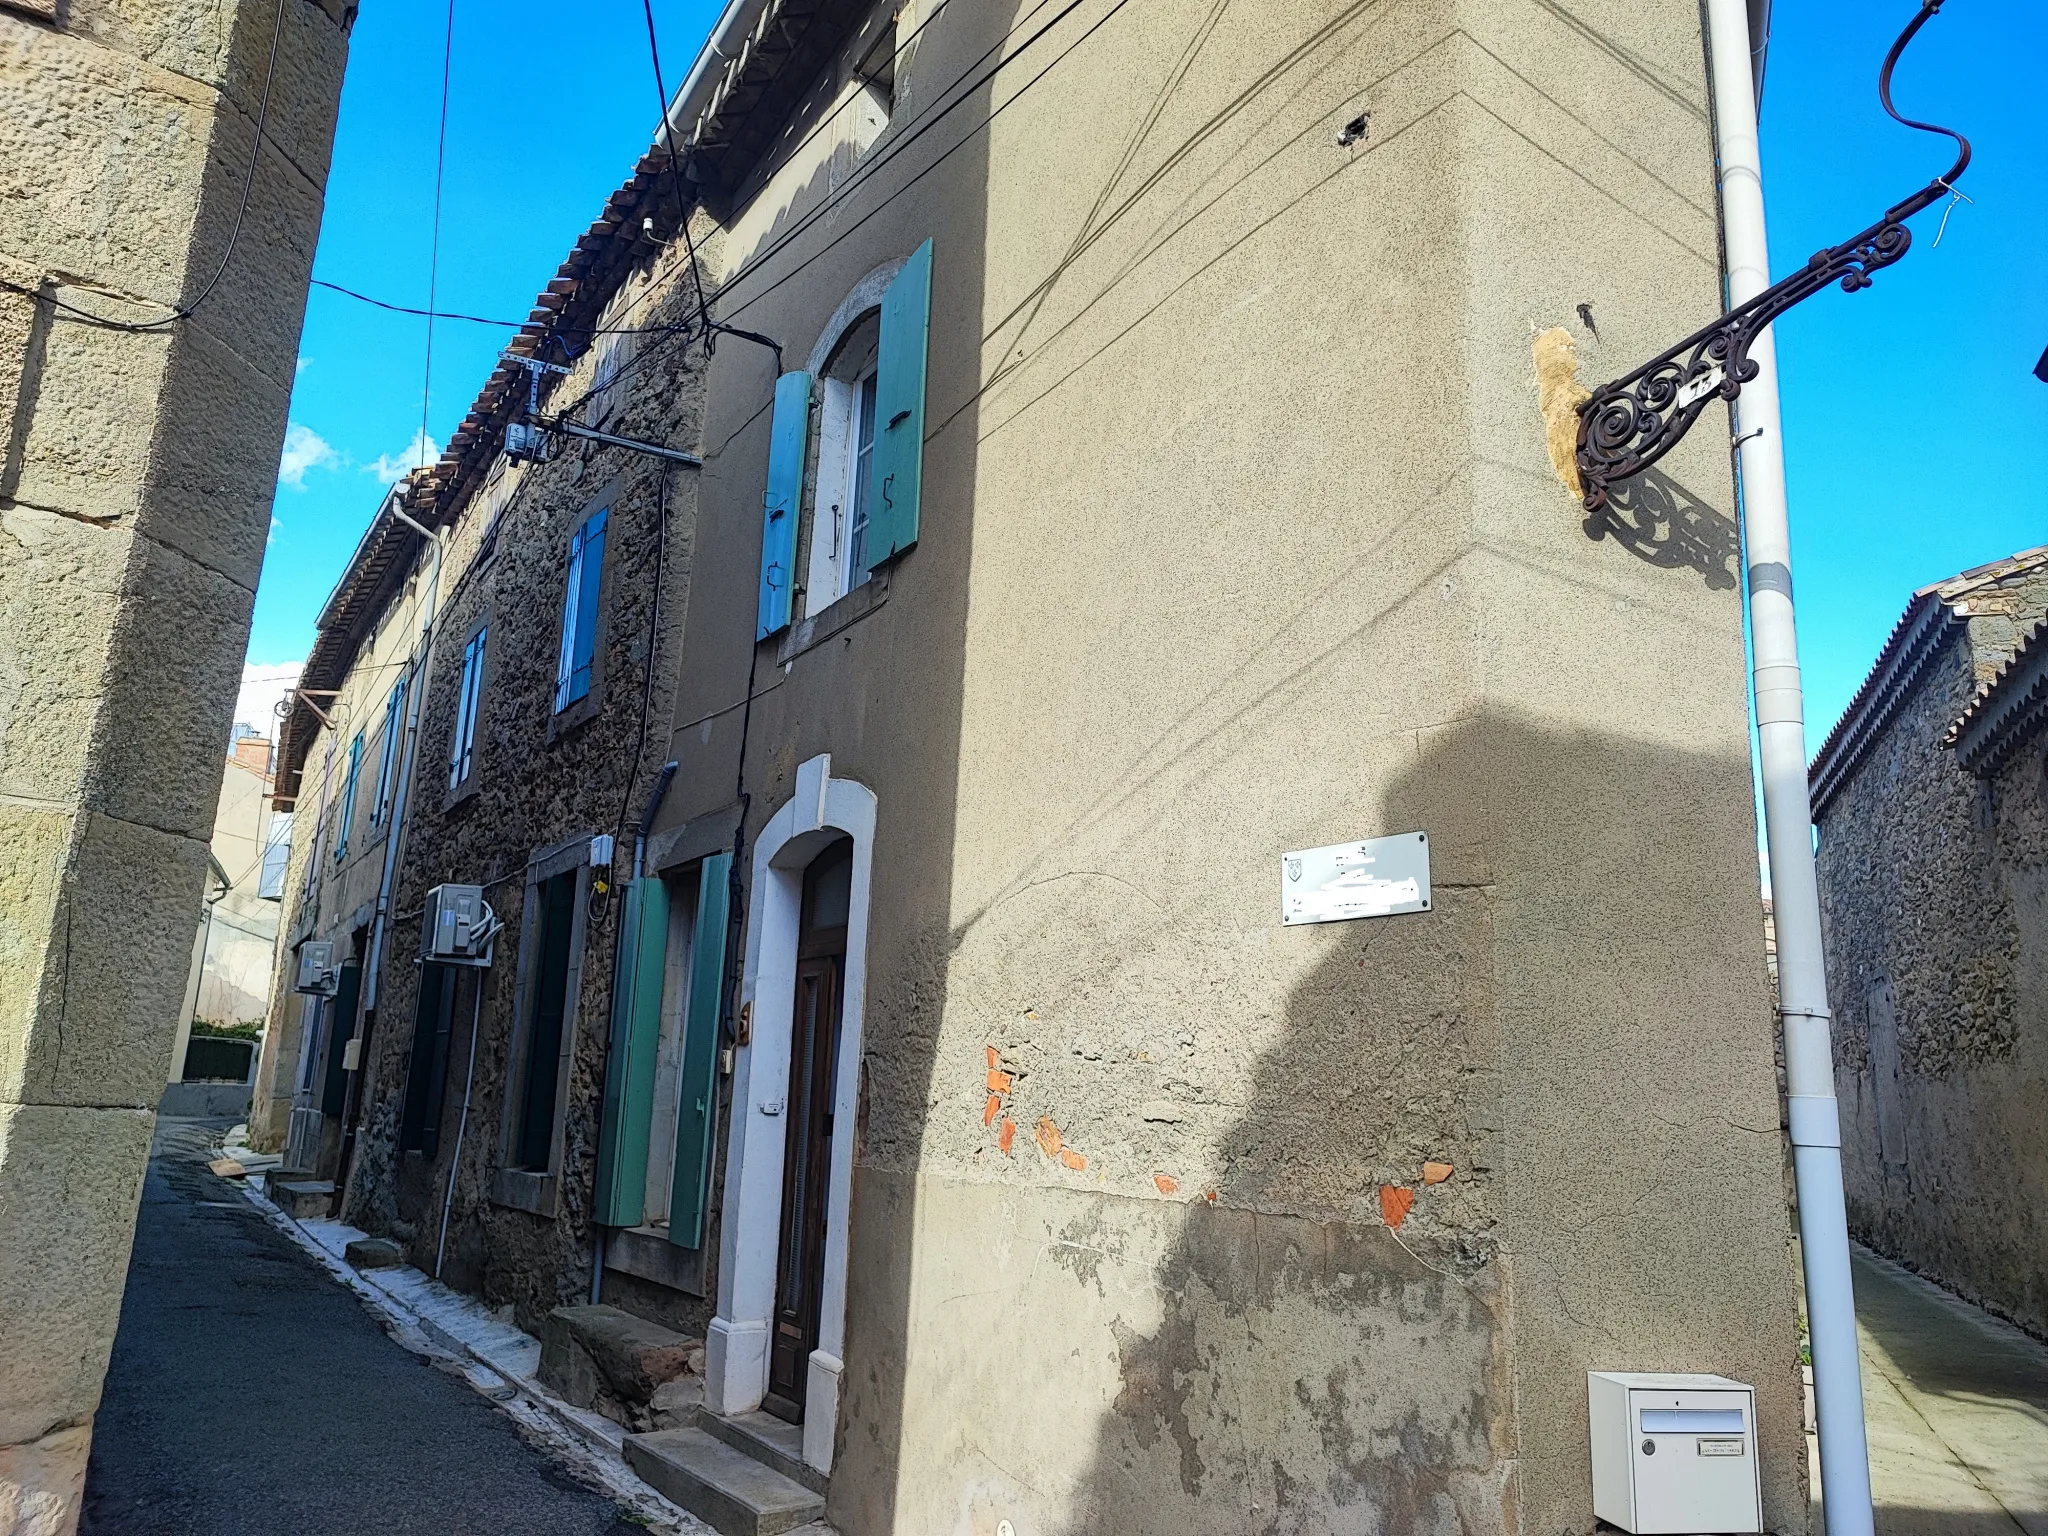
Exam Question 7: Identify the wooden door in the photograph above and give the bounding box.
[765,948,843,1421]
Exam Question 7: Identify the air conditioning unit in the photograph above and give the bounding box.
[294,940,339,996]
[423,883,499,967]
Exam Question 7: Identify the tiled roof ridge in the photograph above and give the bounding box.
[1807,546,2048,819]
[1946,614,2048,774]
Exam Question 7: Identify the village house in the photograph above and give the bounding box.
[257,1,1810,1531]
[1809,547,2048,1338]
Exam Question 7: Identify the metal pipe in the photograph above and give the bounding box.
[1702,2,1873,1531]
[541,416,704,466]
[435,977,484,1279]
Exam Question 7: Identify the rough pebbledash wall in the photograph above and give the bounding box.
[0,0,349,1526]
[336,253,713,1339]
[1818,575,2048,1336]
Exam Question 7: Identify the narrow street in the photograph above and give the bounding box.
[79,1121,644,1536]
[1845,1245,2048,1536]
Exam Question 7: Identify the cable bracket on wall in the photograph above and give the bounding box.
[501,352,702,468]
[1574,0,1969,514]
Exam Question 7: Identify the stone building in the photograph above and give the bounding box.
[259,1,1808,1531]
[162,734,287,1118]
[1810,547,2048,1337]
[0,0,349,1526]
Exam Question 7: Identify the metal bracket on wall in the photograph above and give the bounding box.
[1573,0,1970,514]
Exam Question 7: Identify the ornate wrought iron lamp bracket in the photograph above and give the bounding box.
[1574,1,1970,514]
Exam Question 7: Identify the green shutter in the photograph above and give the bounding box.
[668,852,732,1249]
[758,372,811,638]
[861,239,932,576]
[593,876,671,1228]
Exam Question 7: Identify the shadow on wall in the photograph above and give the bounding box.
[836,707,1799,1533]
[1585,468,1741,592]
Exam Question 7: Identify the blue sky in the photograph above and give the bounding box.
[252,0,718,665]
[252,0,2048,755]
[1763,0,2046,734]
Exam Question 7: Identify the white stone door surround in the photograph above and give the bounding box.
[704,754,875,1475]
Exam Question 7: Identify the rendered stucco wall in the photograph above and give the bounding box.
[0,1,347,1523]
[650,0,1806,1531]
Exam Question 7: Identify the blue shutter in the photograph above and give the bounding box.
[758,372,811,638]
[862,239,932,576]
[668,852,732,1249]
[568,508,607,704]
[593,876,671,1228]
[335,732,362,859]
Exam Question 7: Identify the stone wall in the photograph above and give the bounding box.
[0,0,349,1524]
[1819,591,2048,1336]
[334,251,712,1337]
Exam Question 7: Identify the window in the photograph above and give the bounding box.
[449,626,487,788]
[258,811,294,900]
[334,731,363,861]
[513,870,579,1169]
[554,507,608,712]
[804,314,881,613]
[371,677,406,826]
[758,242,931,641]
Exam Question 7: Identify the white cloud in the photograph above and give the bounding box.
[295,356,313,376]
[277,422,337,490]
[367,428,442,485]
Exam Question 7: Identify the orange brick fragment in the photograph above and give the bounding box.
[986,1046,999,1069]
[983,1094,1002,1126]
[1422,1161,1454,1186]
[1153,1173,1179,1196]
[986,1069,1014,1094]
[1059,1148,1088,1171]
[1379,1185,1415,1229]
[998,1118,1016,1154]
[1204,1190,1218,1203]
[1035,1117,1062,1157]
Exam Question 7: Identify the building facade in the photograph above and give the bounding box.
[262,1,1809,1531]
[1811,549,2048,1338]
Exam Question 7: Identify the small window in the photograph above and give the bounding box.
[335,731,363,861]
[371,677,406,826]
[803,313,881,613]
[258,811,294,901]
[449,626,487,788]
[554,508,608,713]
[514,869,579,1169]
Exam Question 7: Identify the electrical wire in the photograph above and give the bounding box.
[0,0,289,333]
[419,0,458,487]
[642,0,713,340]
[307,277,697,338]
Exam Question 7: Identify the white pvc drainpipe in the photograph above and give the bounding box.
[1701,2,1875,1532]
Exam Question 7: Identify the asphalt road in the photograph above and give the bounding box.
[81,1119,642,1535]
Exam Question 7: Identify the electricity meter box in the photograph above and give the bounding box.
[1589,1372,1760,1535]
[422,884,497,966]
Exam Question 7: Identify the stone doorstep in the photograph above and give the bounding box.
[696,1411,826,1498]
[624,1428,826,1536]
[264,1177,334,1220]
[540,1303,706,1423]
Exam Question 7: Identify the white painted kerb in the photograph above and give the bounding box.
[703,754,875,1478]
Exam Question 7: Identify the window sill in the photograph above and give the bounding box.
[779,567,890,666]
[604,1223,709,1297]
[491,1167,559,1218]
[443,772,481,815]
[546,689,601,746]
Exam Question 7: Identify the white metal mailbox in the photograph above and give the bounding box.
[1589,1372,1760,1535]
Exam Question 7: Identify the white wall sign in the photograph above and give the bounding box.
[1281,832,1431,925]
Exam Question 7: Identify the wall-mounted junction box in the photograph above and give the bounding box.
[294,940,338,996]
[422,884,498,967]
[1589,1372,1760,1535]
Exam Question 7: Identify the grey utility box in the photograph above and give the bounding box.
[422,884,496,966]
[1589,1372,1760,1535]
